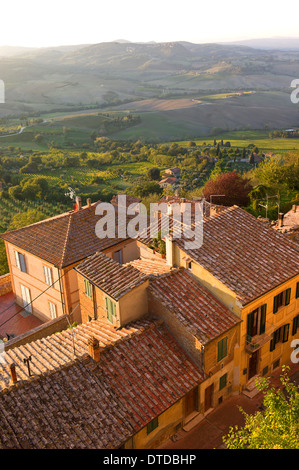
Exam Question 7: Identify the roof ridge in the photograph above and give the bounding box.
[60,212,74,268]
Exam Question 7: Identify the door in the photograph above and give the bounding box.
[248,350,259,379]
[204,384,214,412]
[185,387,197,417]
[20,285,32,313]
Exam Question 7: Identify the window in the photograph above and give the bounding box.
[217,337,228,362]
[219,373,227,391]
[247,304,267,338]
[296,282,299,299]
[20,284,32,313]
[273,288,291,313]
[147,417,159,435]
[270,324,290,351]
[43,266,53,286]
[106,297,116,323]
[49,301,57,319]
[292,315,299,336]
[14,251,26,273]
[84,279,92,299]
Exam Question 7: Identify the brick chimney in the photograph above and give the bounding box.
[88,336,102,362]
[292,204,297,213]
[87,198,92,207]
[9,363,17,384]
[278,212,284,228]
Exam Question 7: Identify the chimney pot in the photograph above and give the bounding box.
[87,198,92,207]
[278,212,284,228]
[75,196,82,211]
[292,204,297,213]
[10,363,17,384]
[88,336,101,362]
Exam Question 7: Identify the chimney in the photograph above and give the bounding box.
[292,204,297,213]
[75,196,82,211]
[278,212,284,228]
[9,363,17,384]
[87,198,92,207]
[165,233,175,267]
[88,336,101,362]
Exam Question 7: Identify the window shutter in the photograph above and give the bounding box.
[285,288,291,306]
[219,373,227,391]
[270,338,275,352]
[106,298,113,323]
[247,312,254,338]
[19,253,26,273]
[260,304,267,335]
[292,316,298,336]
[283,324,289,343]
[273,295,279,314]
[14,251,21,269]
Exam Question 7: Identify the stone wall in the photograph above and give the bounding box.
[0,274,12,296]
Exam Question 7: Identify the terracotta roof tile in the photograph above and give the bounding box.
[149,269,240,345]
[75,252,148,299]
[1,202,128,268]
[0,321,203,449]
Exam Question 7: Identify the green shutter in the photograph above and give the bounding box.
[219,373,227,391]
[283,324,290,343]
[285,288,291,306]
[260,304,267,335]
[84,279,92,298]
[106,298,113,323]
[217,337,228,362]
[273,295,279,314]
[147,417,159,435]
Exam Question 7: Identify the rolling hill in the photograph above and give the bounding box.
[0,40,298,139]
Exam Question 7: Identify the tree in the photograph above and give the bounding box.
[147,167,160,181]
[9,209,46,230]
[202,171,253,207]
[223,366,299,449]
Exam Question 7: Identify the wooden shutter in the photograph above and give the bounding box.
[283,324,289,343]
[292,316,299,336]
[44,266,52,286]
[273,295,279,314]
[285,288,291,306]
[217,337,228,362]
[106,298,113,323]
[14,251,21,269]
[247,312,254,338]
[260,304,267,335]
[19,253,26,273]
[219,373,227,391]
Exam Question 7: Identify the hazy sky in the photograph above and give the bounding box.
[0,0,298,47]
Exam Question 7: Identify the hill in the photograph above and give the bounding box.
[0,40,298,140]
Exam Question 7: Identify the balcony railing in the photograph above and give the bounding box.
[245,321,275,353]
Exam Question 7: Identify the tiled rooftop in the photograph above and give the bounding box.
[140,205,299,306]
[0,319,203,449]
[1,202,129,268]
[0,316,153,391]
[75,251,148,300]
[176,206,299,305]
[149,269,241,345]
[125,258,172,276]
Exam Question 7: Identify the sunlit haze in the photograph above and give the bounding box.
[0,0,298,47]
